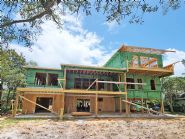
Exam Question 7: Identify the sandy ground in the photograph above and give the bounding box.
[0,118,185,139]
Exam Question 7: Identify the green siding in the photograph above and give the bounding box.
[26,68,63,88]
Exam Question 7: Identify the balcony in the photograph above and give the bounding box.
[126,60,174,77]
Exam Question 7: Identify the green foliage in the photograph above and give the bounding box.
[0,48,26,113]
[0,0,183,47]
[162,77,185,112]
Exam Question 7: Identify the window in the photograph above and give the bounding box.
[140,56,158,68]
[132,55,139,67]
[98,98,103,102]
[74,78,82,89]
[150,79,156,90]
[98,79,104,90]
[76,99,90,112]
[48,74,58,86]
[74,78,96,89]
[83,78,90,89]
[137,79,143,89]
[34,73,47,85]
[126,78,135,89]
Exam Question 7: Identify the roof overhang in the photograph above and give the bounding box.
[118,45,175,55]
[61,64,126,74]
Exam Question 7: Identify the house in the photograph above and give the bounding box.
[13,45,175,117]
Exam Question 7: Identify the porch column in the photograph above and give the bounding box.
[63,69,67,89]
[119,74,122,113]
[141,98,144,113]
[95,93,98,116]
[95,79,98,116]
[119,96,122,113]
[124,73,129,114]
[59,93,65,119]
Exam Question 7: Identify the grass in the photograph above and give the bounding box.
[0,117,44,129]
[0,118,20,129]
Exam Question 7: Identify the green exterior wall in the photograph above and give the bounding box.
[104,51,163,100]
[24,49,165,100]
[25,68,63,88]
[104,51,163,68]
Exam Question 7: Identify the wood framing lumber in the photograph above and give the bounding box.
[17,88,127,95]
[96,80,146,85]
[86,79,98,90]
[122,99,165,115]
[19,95,58,115]
[71,112,93,116]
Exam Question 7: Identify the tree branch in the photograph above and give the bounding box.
[1,10,50,28]
[1,0,59,28]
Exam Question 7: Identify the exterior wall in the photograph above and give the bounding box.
[26,68,63,87]
[22,93,64,114]
[64,95,116,113]
[127,74,161,99]
[104,51,163,68]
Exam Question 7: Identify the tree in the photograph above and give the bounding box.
[0,48,26,113]
[0,0,182,47]
[162,77,185,112]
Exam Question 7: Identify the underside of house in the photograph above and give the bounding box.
[13,45,175,118]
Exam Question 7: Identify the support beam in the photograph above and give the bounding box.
[95,93,98,116]
[95,79,98,116]
[118,74,122,113]
[63,69,67,89]
[124,73,129,114]
[86,79,98,90]
[119,96,122,113]
[141,98,144,113]
[122,99,165,115]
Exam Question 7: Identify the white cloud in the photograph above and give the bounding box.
[163,49,185,76]
[11,14,114,68]
[10,14,185,77]
[104,20,119,31]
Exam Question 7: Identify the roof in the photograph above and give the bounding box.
[23,66,61,71]
[118,45,175,55]
[61,64,126,73]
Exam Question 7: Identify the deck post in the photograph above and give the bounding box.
[12,92,19,117]
[95,79,98,116]
[60,93,65,119]
[119,96,122,113]
[141,98,144,113]
[95,93,98,116]
[124,73,129,114]
[63,69,67,89]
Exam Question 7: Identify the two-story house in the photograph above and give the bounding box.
[13,45,175,117]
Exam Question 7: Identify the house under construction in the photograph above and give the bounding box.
[13,45,175,117]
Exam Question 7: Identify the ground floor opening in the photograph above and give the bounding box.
[35,97,53,113]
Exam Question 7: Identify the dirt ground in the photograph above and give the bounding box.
[0,118,185,139]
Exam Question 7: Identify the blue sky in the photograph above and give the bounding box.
[82,4,185,51]
[12,4,185,76]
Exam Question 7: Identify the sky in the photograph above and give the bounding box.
[11,3,185,76]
